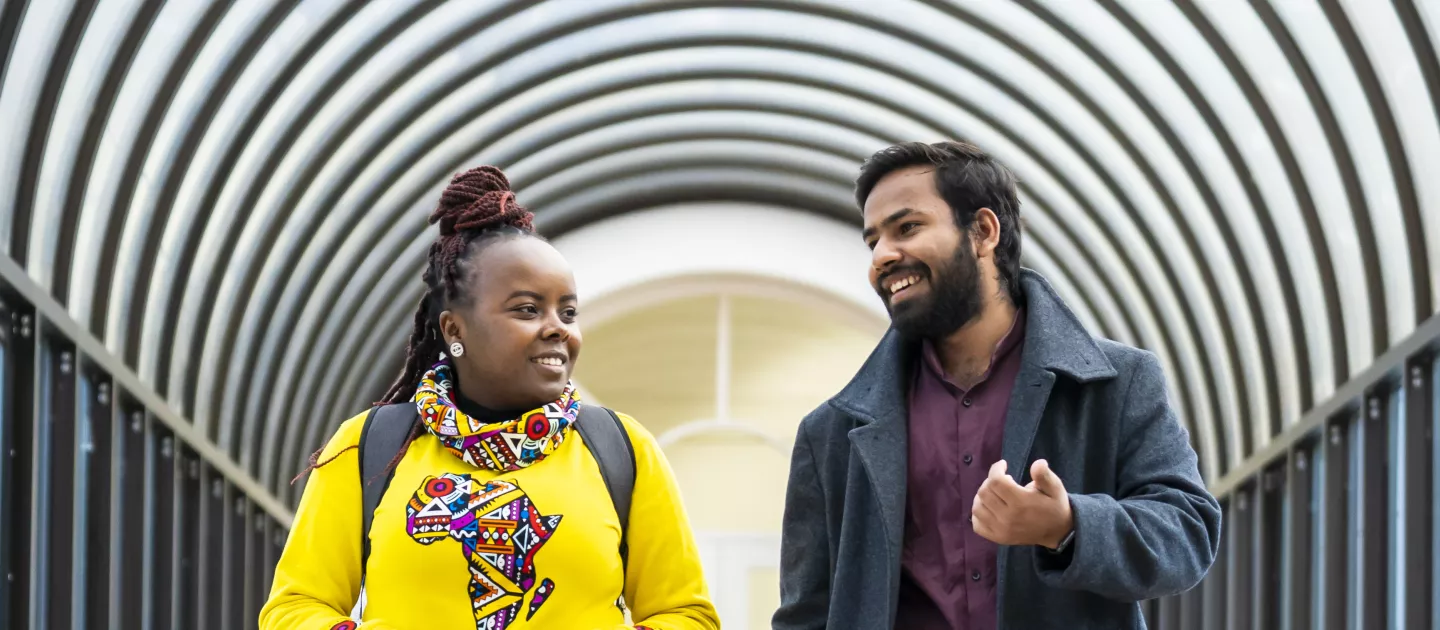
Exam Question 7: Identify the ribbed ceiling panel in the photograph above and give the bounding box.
[2,0,1436,501]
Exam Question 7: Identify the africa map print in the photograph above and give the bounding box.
[406,473,562,629]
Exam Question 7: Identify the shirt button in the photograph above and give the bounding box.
[971,570,982,581]
[963,454,973,465]
[962,398,973,407]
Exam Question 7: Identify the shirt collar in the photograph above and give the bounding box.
[919,308,1027,389]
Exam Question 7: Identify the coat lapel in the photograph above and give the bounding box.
[1000,367,1056,481]
[831,330,915,572]
[1000,270,1120,481]
[847,417,907,565]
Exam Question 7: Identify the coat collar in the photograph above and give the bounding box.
[1011,268,1117,383]
[831,268,1116,419]
[829,269,1117,580]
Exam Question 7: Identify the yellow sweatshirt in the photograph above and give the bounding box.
[260,410,719,630]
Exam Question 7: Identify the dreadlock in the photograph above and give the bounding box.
[295,165,540,483]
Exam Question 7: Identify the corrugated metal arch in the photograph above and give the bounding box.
[2,0,1436,502]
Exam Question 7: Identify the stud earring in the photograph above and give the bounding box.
[449,342,465,358]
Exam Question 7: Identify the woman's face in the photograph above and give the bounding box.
[439,237,582,410]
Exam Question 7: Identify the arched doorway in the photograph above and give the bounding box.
[555,204,887,627]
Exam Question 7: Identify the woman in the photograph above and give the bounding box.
[260,167,719,630]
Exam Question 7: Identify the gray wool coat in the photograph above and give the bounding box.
[772,270,1221,629]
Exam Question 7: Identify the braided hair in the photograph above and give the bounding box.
[295,166,540,482]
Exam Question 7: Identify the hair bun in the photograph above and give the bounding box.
[430,166,534,236]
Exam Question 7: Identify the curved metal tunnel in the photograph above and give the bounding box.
[3,0,1437,507]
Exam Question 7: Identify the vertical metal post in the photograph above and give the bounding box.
[1159,594,1180,629]
[226,485,245,630]
[1403,356,1433,626]
[264,522,283,614]
[1322,417,1349,630]
[83,374,112,629]
[45,344,78,630]
[1256,464,1285,629]
[1226,485,1254,629]
[1179,583,1203,630]
[177,450,200,629]
[118,409,144,630]
[0,296,34,630]
[149,428,177,630]
[247,504,263,630]
[1202,498,1229,630]
[199,467,225,628]
[1362,393,1388,630]
[1286,443,1314,630]
[25,316,45,630]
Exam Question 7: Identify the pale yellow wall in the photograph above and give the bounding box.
[664,435,791,532]
[749,567,782,630]
[728,295,886,443]
[573,289,885,628]
[573,295,719,438]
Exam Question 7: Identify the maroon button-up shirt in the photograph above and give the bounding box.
[895,310,1027,630]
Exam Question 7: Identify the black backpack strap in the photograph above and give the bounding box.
[575,405,636,570]
[358,404,416,574]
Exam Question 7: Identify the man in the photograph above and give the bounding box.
[773,141,1221,629]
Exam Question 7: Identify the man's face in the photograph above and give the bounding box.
[862,166,984,340]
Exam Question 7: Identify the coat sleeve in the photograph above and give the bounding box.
[1034,351,1222,601]
[772,419,830,630]
[614,415,720,630]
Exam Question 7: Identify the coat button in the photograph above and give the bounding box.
[963,454,973,465]
[971,570,981,581]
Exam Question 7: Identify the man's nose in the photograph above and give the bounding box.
[872,240,901,271]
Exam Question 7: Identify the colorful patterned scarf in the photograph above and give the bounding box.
[412,361,580,471]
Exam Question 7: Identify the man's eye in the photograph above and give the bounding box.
[900,222,921,234]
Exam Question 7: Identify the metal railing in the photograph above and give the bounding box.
[1145,312,1440,630]
[0,255,291,630]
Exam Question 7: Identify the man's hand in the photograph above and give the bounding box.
[971,459,1074,548]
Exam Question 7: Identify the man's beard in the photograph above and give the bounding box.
[884,244,984,341]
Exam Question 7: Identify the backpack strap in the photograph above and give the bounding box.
[358,404,416,574]
[575,405,636,569]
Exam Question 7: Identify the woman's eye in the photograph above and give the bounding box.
[516,305,538,315]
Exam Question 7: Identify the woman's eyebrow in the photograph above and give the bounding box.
[506,290,578,302]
